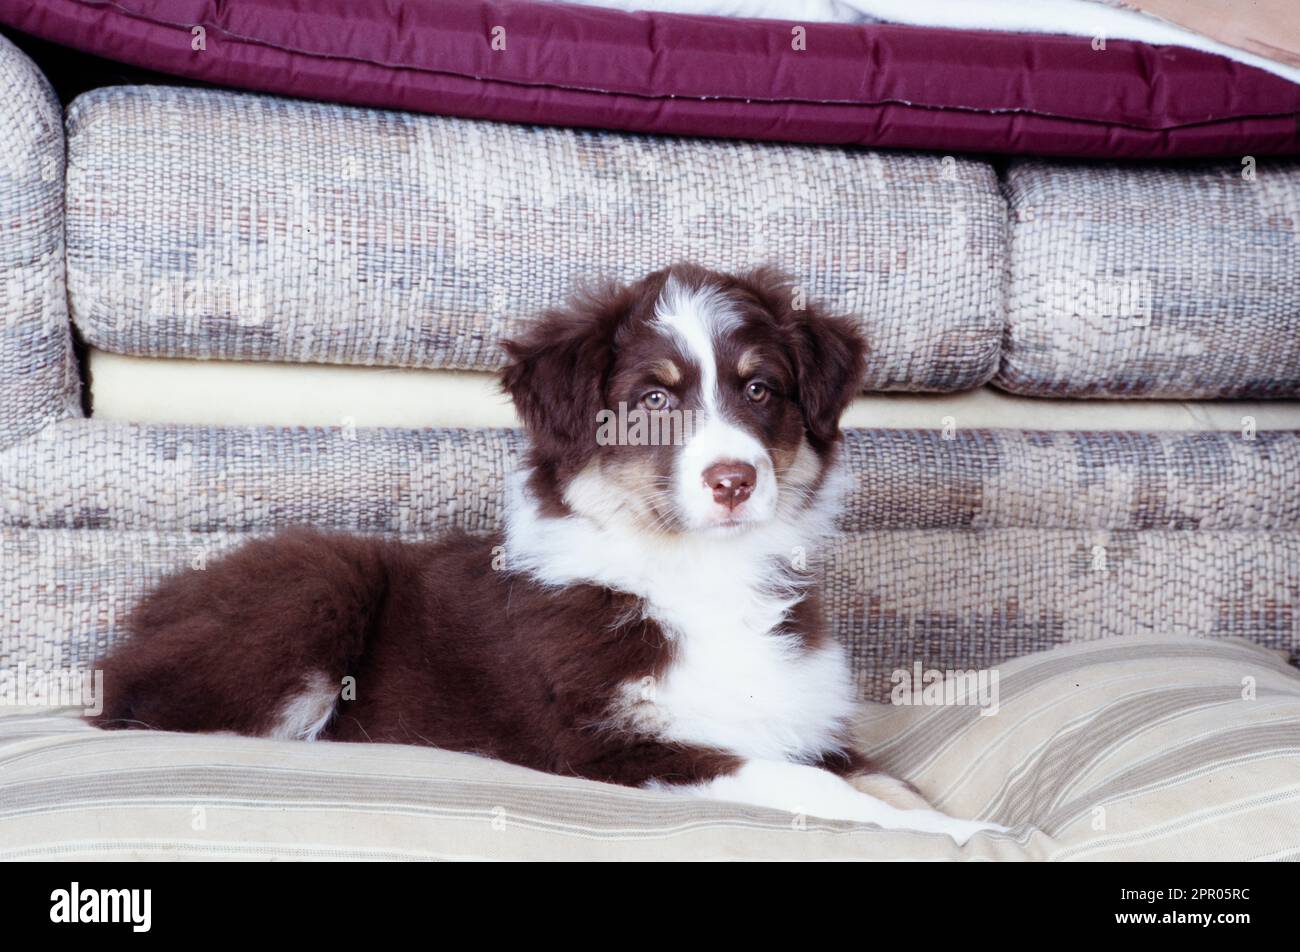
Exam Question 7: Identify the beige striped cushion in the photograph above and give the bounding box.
[2,635,1298,860]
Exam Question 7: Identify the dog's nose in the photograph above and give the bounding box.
[702,461,757,510]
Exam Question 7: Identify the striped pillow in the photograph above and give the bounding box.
[1,634,1297,860]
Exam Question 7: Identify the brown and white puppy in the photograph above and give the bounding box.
[95,264,1003,843]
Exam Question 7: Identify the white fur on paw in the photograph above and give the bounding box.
[847,772,933,811]
[688,760,1009,844]
[872,807,1007,844]
[931,815,1009,846]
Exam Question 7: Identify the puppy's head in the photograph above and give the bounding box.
[501,264,865,535]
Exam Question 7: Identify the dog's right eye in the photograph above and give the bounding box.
[640,390,670,411]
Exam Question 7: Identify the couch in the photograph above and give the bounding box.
[2,31,1298,859]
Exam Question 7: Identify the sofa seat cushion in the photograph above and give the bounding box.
[2,635,1297,860]
[4,424,1298,692]
[7,523,1299,704]
[11,424,1298,538]
[999,159,1300,399]
[64,85,1006,393]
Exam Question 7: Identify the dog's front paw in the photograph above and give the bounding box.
[846,772,933,811]
[880,807,1009,844]
[936,815,1009,845]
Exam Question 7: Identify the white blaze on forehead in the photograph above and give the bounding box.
[653,277,739,415]
[654,276,777,528]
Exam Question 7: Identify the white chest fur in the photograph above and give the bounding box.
[640,577,857,762]
[504,472,858,764]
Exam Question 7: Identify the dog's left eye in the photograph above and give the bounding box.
[640,390,670,411]
[744,381,770,404]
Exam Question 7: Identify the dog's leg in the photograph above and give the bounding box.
[845,771,936,811]
[812,747,937,811]
[596,741,1006,844]
[695,760,1006,844]
[94,529,392,738]
[573,738,745,789]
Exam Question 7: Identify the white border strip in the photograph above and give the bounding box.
[88,350,1300,432]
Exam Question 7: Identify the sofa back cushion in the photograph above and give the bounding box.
[0,33,78,449]
[63,85,1007,393]
[999,159,1300,399]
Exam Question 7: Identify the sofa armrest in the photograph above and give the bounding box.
[0,32,78,450]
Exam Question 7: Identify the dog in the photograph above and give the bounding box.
[94,264,1003,843]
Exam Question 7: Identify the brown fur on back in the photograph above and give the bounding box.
[100,528,742,786]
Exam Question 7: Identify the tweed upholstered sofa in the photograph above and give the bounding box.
[2,32,1299,860]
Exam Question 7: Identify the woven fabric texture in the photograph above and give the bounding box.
[0,34,79,449]
[3,423,1297,534]
[4,635,1299,860]
[3,423,1296,698]
[828,528,1300,699]
[4,524,1293,703]
[999,159,1300,399]
[63,86,1006,393]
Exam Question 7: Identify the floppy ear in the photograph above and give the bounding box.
[744,269,867,450]
[500,284,627,465]
[790,306,867,448]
